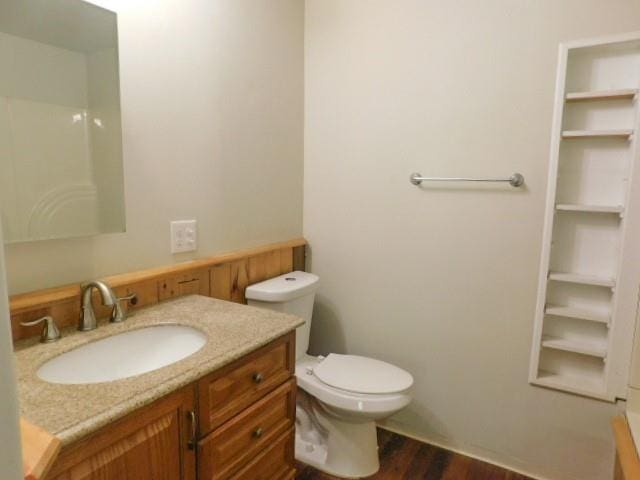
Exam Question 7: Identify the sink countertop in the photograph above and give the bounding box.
[14,295,304,446]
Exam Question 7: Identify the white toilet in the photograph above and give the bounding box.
[246,271,413,478]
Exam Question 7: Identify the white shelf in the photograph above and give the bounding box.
[555,204,624,214]
[544,305,610,324]
[548,272,616,288]
[562,129,633,140]
[565,89,638,103]
[534,370,607,398]
[541,336,607,358]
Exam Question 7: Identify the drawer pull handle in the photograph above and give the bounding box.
[187,411,197,450]
[252,427,264,439]
[252,372,264,384]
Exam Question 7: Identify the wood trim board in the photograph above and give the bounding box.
[10,238,306,342]
[21,418,61,480]
[613,415,640,480]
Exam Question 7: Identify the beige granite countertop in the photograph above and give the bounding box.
[14,295,304,446]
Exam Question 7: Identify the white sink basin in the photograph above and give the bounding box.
[37,324,207,385]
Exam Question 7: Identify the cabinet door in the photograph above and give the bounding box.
[48,385,196,480]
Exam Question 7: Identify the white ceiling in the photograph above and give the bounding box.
[0,0,117,53]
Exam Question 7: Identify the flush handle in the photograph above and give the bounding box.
[252,372,264,384]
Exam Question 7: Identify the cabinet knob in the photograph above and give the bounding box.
[252,427,263,439]
[252,372,264,384]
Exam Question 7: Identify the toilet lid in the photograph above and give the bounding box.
[313,354,413,394]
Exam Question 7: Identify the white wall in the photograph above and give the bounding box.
[304,2,640,480]
[5,0,304,294]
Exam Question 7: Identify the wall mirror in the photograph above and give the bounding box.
[0,0,125,243]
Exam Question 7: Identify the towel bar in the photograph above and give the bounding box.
[409,172,524,187]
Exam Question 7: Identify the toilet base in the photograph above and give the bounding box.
[295,400,380,479]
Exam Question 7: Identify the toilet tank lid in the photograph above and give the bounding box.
[314,354,414,395]
[245,271,319,302]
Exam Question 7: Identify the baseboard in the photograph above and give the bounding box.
[377,423,552,480]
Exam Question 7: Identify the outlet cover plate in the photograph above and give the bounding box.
[170,220,197,253]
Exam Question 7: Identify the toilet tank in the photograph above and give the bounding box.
[245,271,319,360]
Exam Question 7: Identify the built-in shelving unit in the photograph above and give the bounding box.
[541,336,608,358]
[544,305,610,324]
[562,130,634,140]
[548,271,615,288]
[529,31,640,401]
[566,89,638,102]
[555,204,624,214]
[535,371,606,398]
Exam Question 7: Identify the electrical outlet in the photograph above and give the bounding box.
[170,220,197,253]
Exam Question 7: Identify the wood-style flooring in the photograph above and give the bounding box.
[295,429,534,480]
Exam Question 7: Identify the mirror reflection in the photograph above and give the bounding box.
[0,0,125,243]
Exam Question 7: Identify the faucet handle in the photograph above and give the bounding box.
[110,293,138,323]
[20,316,61,343]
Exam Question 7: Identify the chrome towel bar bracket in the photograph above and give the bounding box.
[410,172,525,188]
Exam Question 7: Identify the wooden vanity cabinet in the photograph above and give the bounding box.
[47,385,197,480]
[44,332,296,480]
[197,332,296,480]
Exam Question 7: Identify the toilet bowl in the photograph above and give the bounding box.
[246,271,413,478]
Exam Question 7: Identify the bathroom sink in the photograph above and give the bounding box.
[37,324,207,385]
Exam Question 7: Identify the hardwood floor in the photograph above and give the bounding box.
[295,429,534,480]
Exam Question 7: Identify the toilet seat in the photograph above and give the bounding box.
[295,355,412,417]
[313,353,414,394]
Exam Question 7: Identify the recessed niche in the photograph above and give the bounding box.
[557,139,629,206]
[530,33,640,401]
[549,212,621,280]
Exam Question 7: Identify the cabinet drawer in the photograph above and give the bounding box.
[198,379,296,480]
[198,332,295,434]
[229,428,295,480]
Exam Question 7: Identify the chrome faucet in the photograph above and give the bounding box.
[79,280,117,331]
